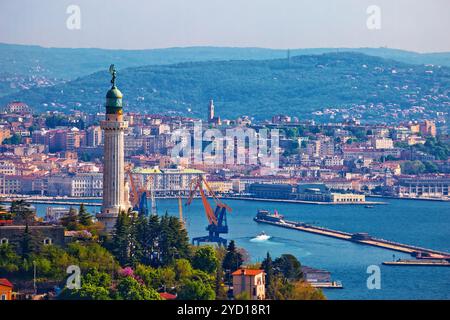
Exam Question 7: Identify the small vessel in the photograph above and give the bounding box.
[364,205,374,209]
[254,231,271,241]
[255,209,285,223]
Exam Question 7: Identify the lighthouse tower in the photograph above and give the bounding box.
[97,65,131,232]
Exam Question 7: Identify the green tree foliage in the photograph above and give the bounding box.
[273,254,303,281]
[191,246,219,274]
[66,242,117,274]
[158,213,191,266]
[116,276,161,300]
[261,252,275,299]
[0,244,21,273]
[60,207,79,230]
[222,240,243,284]
[401,160,426,175]
[78,204,92,227]
[261,253,325,300]
[59,269,112,300]
[21,224,36,259]
[178,279,215,300]
[10,200,35,225]
[110,212,190,268]
[2,133,22,145]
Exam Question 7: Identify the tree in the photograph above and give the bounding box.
[60,207,79,230]
[21,224,35,259]
[66,242,117,274]
[110,212,133,266]
[10,200,35,225]
[261,252,275,299]
[401,160,426,175]
[285,281,326,300]
[222,240,243,284]
[78,203,92,227]
[59,269,112,300]
[116,276,161,300]
[423,161,438,173]
[192,246,219,274]
[273,254,303,281]
[0,244,21,273]
[62,283,111,300]
[178,279,215,300]
[158,214,190,266]
[173,258,193,281]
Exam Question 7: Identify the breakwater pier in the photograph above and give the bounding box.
[254,216,450,260]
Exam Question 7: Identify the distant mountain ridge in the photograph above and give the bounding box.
[2,43,450,78]
[2,51,449,123]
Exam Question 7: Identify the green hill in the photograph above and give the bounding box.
[1,52,449,122]
[2,42,450,97]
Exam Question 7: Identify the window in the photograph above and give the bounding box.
[1,294,6,300]
[43,238,53,245]
[0,238,8,245]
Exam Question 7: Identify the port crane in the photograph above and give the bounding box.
[126,165,157,216]
[186,176,232,247]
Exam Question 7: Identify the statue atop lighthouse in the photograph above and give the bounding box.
[97,65,131,232]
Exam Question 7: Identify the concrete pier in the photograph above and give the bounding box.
[255,217,450,259]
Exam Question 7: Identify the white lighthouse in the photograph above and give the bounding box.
[97,65,131,232]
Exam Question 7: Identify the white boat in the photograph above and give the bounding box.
[254,231,271,241]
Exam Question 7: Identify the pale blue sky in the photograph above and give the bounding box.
[0,0,449,52]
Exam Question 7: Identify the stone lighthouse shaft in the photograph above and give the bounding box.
[97,65,131,232]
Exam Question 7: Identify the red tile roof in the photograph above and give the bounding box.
[0,278,13,288]
[231,269,264,276]
[159,292,177,300]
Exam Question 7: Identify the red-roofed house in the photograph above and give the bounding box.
[0,278,13,300]
[232,269,265,300]
[159,292,177,300]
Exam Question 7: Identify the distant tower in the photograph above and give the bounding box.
[207,99,221,125]
[208,99,215,122]
[97,65,131,232]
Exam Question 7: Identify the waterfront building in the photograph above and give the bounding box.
[45,207,73,223]
[296,183,365,203]
[205,178,233,193]
[232,269,266,300]
[248,183,294,199]
[132,167,204,196]
[0,175,21,195]
[394,175,450,199]
[301,266,331,283]
[97,66,131,231]
[47,173,103,197]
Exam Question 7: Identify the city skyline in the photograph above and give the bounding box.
[0,0,450,53]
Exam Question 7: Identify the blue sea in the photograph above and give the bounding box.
[33,197,450,300]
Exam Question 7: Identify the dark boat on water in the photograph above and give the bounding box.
[254,209,285,223]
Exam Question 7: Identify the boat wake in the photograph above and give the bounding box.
[250,231,272,242]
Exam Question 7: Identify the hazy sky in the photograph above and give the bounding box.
[0,0,449,52]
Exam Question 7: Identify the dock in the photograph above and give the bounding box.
[255,217,450,260]
[309,281,343,289]
[383,260,450,267]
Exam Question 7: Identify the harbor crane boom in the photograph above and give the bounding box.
[186,176,232,247]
